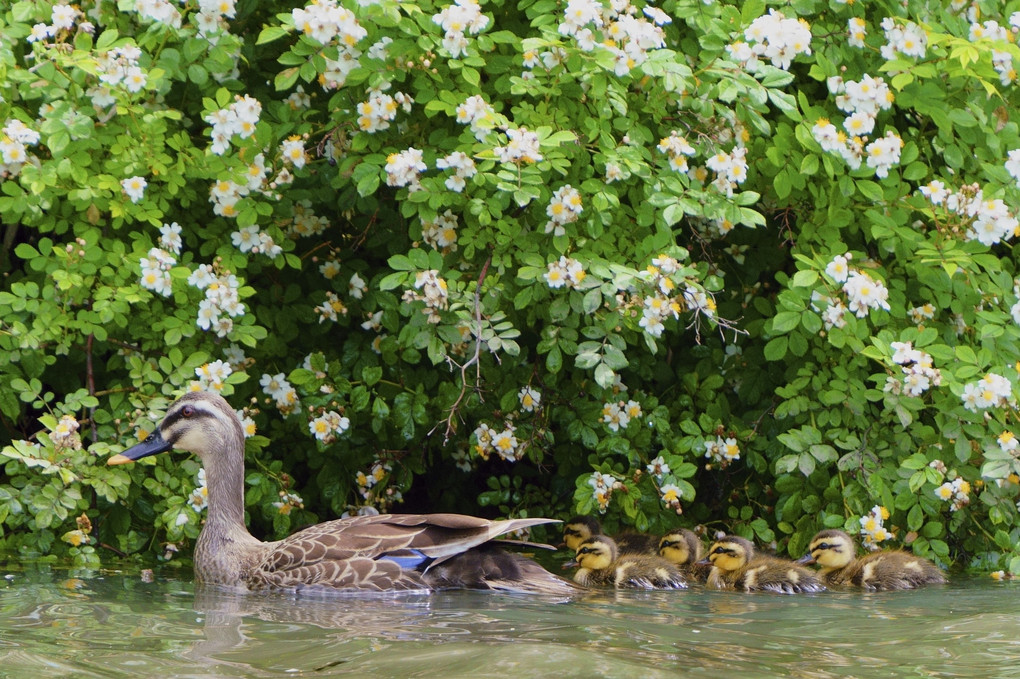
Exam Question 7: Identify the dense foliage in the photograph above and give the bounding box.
[3,0,1020,574]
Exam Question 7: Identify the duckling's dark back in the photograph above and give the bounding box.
[425,544,582,594]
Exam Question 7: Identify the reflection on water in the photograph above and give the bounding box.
[1,563,1019,678]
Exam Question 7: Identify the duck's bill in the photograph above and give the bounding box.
[107,430,172,465]
[795,554,816,566]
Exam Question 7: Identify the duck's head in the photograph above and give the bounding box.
[798,529,855,569]
[562,515,601,552]
[572,535,618,570]
[702,535,754,573]
[107,391,243,466]
[658,529,703,566]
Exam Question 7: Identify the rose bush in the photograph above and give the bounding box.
[2,0,1020,574]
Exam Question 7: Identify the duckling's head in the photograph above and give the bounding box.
[107,391,243,465]
[573,535,618,570]
[659,529,703,566]
[800,529,855,569]
[705,535,754,573]
[563,515,602,552]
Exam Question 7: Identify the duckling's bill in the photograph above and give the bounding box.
[107,430,173,465]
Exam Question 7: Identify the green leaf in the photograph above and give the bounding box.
[772,311,801,334]
[546,345,563,373]
[257,26,291,44]
[954,345,977,364]
[791,270,818,287]
[188,64,208,85]
[362,366,383,387]
[594,363,615,389]
[907,503,923,531]
[274,67,300,91]
[856,180,883,202]
[764,336,788,361]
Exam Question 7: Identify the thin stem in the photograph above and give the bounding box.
[86,333,97,441]
[434,256,491,443]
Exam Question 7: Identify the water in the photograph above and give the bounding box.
[1,563,1018,678]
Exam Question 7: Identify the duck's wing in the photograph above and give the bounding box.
[249,514,562,592]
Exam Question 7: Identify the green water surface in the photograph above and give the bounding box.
[0,564,1017,678]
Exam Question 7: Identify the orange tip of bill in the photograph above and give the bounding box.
[106,454,133,466]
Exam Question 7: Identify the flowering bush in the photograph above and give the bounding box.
[3,0,1020,574]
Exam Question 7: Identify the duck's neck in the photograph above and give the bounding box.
[204,448,249,532]
[195,430,263,584]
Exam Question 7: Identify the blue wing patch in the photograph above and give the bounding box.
[375,549,433,570]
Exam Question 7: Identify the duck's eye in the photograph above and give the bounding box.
[182,405,196,417]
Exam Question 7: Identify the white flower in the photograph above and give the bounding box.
[280,137,307,168]
[51,4,78,30]
[1007,149,1020,185]
[825,253,851,283]
[494,127,543,164]
[998,431,1019,453]
[518,386,541,412]
[121,176,147,203]
[349,272,368,299]
[646,455,670,478]
[491,428,520,462]
[842,271,890,318]
[660,483,682,504]
[384,147,427,189]
[159,222,183,254]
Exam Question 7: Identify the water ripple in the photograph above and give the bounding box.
[1,568,1019,677]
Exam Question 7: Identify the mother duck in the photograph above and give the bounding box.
[108,391,579,595]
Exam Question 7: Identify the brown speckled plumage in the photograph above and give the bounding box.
[562,515,658,555]
[704,535,824,594]
[110,392,580,595]
[570,535,687,589]
[801,529,946,590]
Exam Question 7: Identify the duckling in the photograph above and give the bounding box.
[702,535,825,594]
[798,529,946,590]
[562,515,658,555]
[569,535,688,589]
[658,528,711,582]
